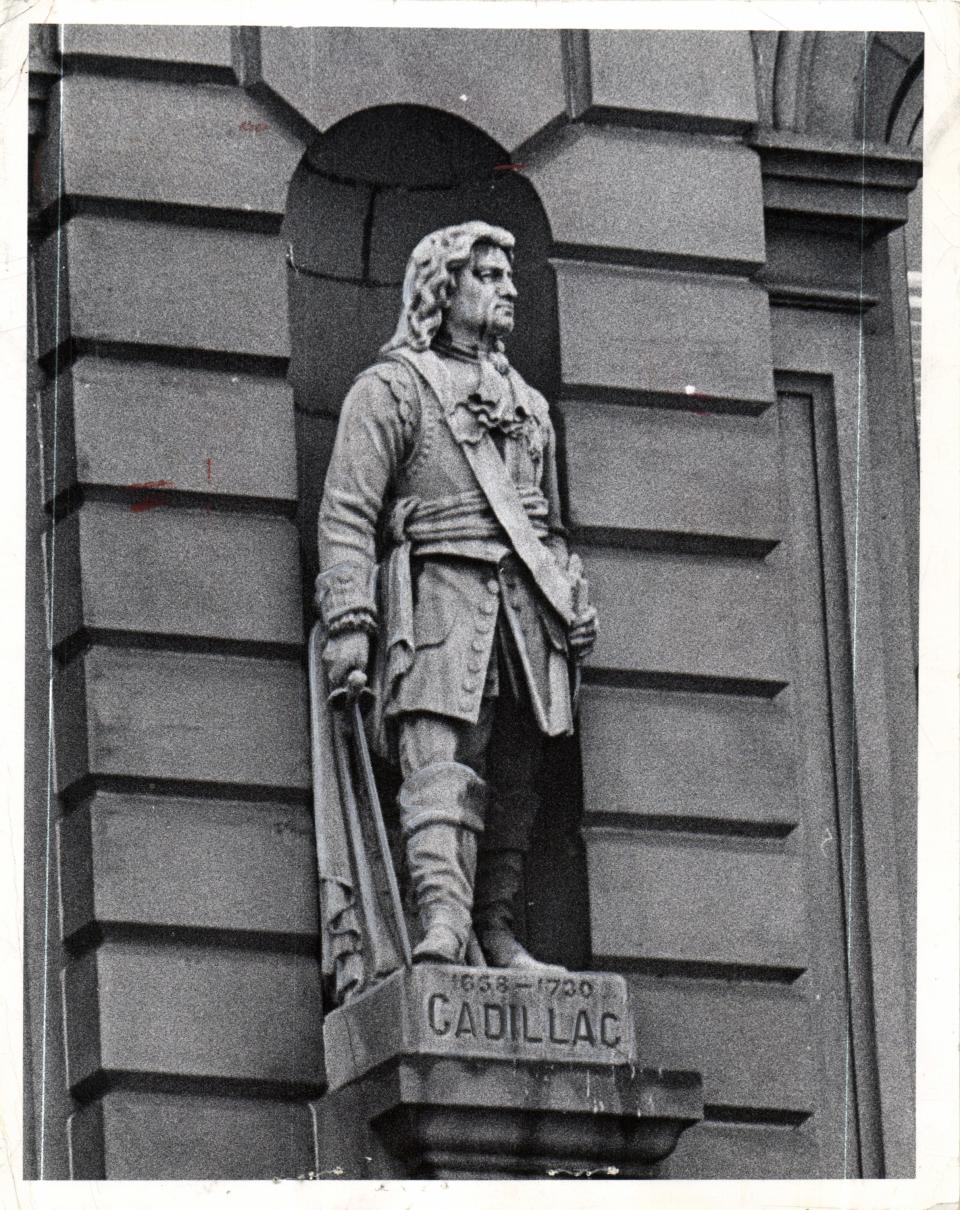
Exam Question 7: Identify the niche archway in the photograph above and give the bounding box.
[282,105,588,969]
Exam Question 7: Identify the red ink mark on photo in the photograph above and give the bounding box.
[494,163,527,173]
[206,457,213,483]
[130,494,168,514]
[239,121,270,133]
[128,480,175,513]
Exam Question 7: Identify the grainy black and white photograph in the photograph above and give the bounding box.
[8,9,956,1198]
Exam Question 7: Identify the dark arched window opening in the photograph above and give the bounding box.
[282,104,587,969]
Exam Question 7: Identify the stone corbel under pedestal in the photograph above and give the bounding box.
[311,964,703,1179]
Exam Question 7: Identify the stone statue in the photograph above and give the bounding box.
[313,221,598,986]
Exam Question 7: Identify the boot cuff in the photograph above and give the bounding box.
[399,761,487,835]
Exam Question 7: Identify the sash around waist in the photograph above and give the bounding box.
[385,487,549,549]
[374,488,553,736]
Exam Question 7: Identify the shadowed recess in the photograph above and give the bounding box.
[282,102,585,972]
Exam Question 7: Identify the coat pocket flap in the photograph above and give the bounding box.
[412,574,457,648]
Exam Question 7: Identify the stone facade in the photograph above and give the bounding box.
[25,26,921,1180]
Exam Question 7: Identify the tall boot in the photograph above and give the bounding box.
[398,762,486,965]
[473,847,566,970]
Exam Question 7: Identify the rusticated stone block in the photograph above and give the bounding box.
[259,27,566,152]
[588,31,758,132]
[580,546,789,686]
[554,261,774,407]
[62,941,324,1090]
[558,398,781,544]
[41,357,297,505]
[626,976,816,1115]
[39,74,302,216]
[58,792,318,942]
[578,685,800,833]
[69,1091,316,1180]
[60,24,234,69]
[585,835,806,972]
[665,1118,818,1180]
[54,647,310,794]
[38,217,289,360]
[52,502,304,648]
[526,126,764,270]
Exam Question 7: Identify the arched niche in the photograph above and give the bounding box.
[283,104,560,584]
[282,104,588,969]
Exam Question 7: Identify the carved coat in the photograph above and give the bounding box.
[316,346,576,759]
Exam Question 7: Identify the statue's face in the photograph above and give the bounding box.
[445,243,517,342]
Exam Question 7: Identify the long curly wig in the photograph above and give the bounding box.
[381,221,516,355]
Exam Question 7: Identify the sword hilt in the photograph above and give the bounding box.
[328,669,375,711]
[346,669,368,697]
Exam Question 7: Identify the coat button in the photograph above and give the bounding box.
[471,638,485,652]
[468,657,482,673]
[480,600,496,615]
[475,619,492,634]
[486,579,500,595]
[462,678,478,693]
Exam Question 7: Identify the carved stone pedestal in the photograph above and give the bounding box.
[311,965,703,1179]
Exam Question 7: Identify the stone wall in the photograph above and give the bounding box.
[26,25,921,1180]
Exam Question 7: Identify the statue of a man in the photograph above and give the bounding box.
[315,221,598,969]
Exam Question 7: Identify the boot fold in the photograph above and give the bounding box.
[474,846,566,971]
[398,762,487,963]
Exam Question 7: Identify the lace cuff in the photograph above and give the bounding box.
[326,610,378,638]
[314,562,378,627]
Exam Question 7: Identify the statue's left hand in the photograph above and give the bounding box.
[568,606,598,661]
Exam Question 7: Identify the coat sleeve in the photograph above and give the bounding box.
[315,366,415,629]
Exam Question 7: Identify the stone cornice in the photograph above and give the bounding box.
[751,127,922,239]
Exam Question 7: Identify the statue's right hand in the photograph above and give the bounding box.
[321,631,370,691]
